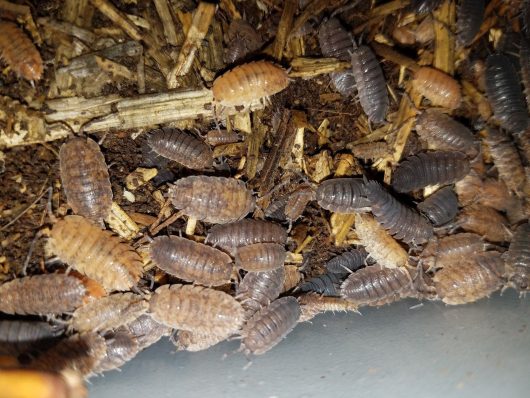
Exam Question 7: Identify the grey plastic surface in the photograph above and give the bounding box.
[90,291,530,398]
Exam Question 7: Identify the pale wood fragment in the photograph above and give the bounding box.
[153,0,179,46]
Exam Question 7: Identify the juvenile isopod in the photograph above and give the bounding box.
[240,296,300,356]
[417,186,459,226]
[415,110,478,157]
[365,181,433,245]
[126,314,171,351]
[264,196,288,221]
[350,141,389,162]
[95,329,140,373]
[147,127,213,170]
[299,272,342,296]
[350,44,389,123]
[48,215,143,292]
[206,219,287,252]
[456,204,511,243]
[224,19,262,64]
[341,266,415,307]
[316,178,369,213]
[235,243,286,272]
[392,151,470,192]
[149,236,233,286]
[298,293,359,322]
[284,186,315,221]
[325,249,366,275]
[173,330,228,352]
[236,267,285,318]
[212,61,289,108]
[59,137,113,223]
[354,213,408,269]
[485,54,528,133]
[505,222,530,291]
[420,233,486,271]
[412,67,462,109]
[456,0,485,45]
[0,22,43,81]
[205,129,243,146]
[0,274,88,315]
[169,176,255,224]
[71,293,148,333]
[149,284,244,336]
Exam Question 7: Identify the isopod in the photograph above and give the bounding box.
[59,137,113,223]
[420,233,485,270]
[485,54,528,133]
[456,204,511,243]
[341,266,414,307]
[316,178,369,213]
[0,320,62,355]
[48,215,143,292]
[412,67,462,109]
[206,219,287,252]
[240,296,300,356]
[456,0,485,45]
[126,314,171,351]
[235,243,286,272]
[0,22,43,81]
[147,127,213,170]
[264,196,288,221]
[205,129,242,146]
[0,274,87,315]
[409,0,443,14]
[284,186,315,221]
[505,222,530,291]
[365,181,433,245]
[350,44,389,123]
[298,293,359,322]
[417,186,459,226]
[283,264,303,292]
[392,151,470,192]
[350,141,389,161]
[325,249,366,275]
[483,128,526,196]
[71,293,148,333]
[236,267,285,318]
[149,236,233,286]
[299,272,342,296]
[212,61,290,107]
[95,329,140,373]
[520,38,530,112]
[224,19,262,64]
[149,284,244,335]
[354,213,408,269]
[173,330,228,352]
[455,172,515,211]
[433,257,503,305]
[415,110,478,157]
[169,176,255,224]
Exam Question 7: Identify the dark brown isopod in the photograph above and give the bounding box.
[95,329,140,373]
[0,320,63,356]
[126,314,171,351]
[415,110,478,157]
[325,249,366,275]
[350,45,389,123]
[147,127,213,170]
[0,274,87,315]
[150,236,233,286]
[520,38,530,112]
[224,19,262,64]
[417,186,459,226]
[59,137,113,223]
[299,273,342,297]
[485,54,528,133]
[284,186,315,221]
[341,266,414,307]
[365,181,433,245]
[420,233,485,270]
[456,204,511,243]
[236,267,285,318]
[240,296,300,356]
[264,196,288,221]
[350,141,389,161]
[206,219,287,252]
[505,222,530,291]
[392,151,470,193]
[235,243,286,272]
[169,176,255,224]
[456,0,485,45]
[316,178,369,213]
[205,129,243,146]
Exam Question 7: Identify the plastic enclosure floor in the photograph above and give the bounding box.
[90,291,530,398]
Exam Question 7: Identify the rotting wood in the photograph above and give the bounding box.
[245,111,267,180]
[153,0,179,46]
[60,0,94,28]
[37,17,96,44]
[433,0,455,75]
[289,57,351,78]
[271,0,297,61]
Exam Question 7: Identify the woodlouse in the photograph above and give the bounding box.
[236,267,285,318]
[365,181,433,245]
[149,284,244,335]
[169,176,255,224]
[173,330,228,352]
[48,216,143,292]
[483,128,526,196]
[341,266,414,307]
[0,320,62,355]
[325,249,366,275]
[71,293,148,333]
[0,22,43,81]
[412,67,462,109]
[350,44,389,123]
[235,243,286,272]
[420,233,485,270]
[350,142,388,162]
[284,186,315,221]
[456,0,485,45]
[264,196,288,221]
[455,172,515,211]
[415,110,478,157]
[485,54,528,133]
[520,38,530,112]
[212,61,290,107]
[392,151,470,193]
[417,186,459,226]
[240,296,301,356]
[147,127,213,170]
[283,264,303,292]
[125,314,171,351]
[505,222,530,291]
[456,204,511,243]
[299,273,342,297]
[224,19,262,64]
[354,213,408,269]
[409,0,443,14]
[433,257,503,305]
[298,293,359,322]
[0,274,87,315]
[205,129,242,146]
[95,329,140,373]
[59,137,113,223]
[316,178,369,213]
[149,236,233,286]
[206,219,287,252]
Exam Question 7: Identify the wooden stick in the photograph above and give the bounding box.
[271,0,297,60]
[153,0,179,46]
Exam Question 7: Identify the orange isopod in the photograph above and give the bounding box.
[0,22,43,81]
[412,66,462,109]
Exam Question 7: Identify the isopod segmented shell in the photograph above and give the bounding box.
[417,186,459,226]
[456,0,485,45]
[126,314,171,351]
[299,273,342,297]
[236,267,285,318]
[420,233,485,270]
[412,67,461,109]
[316,178,369,213]
[456,204,511,243]
[505,222,530,291]
[0,22,43,81]
[325,249,366,275]
[174,329,229,352]
[0,320,62,356]
[235,243,286,272]
[224,19,262,64]
[95,329,140,373]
